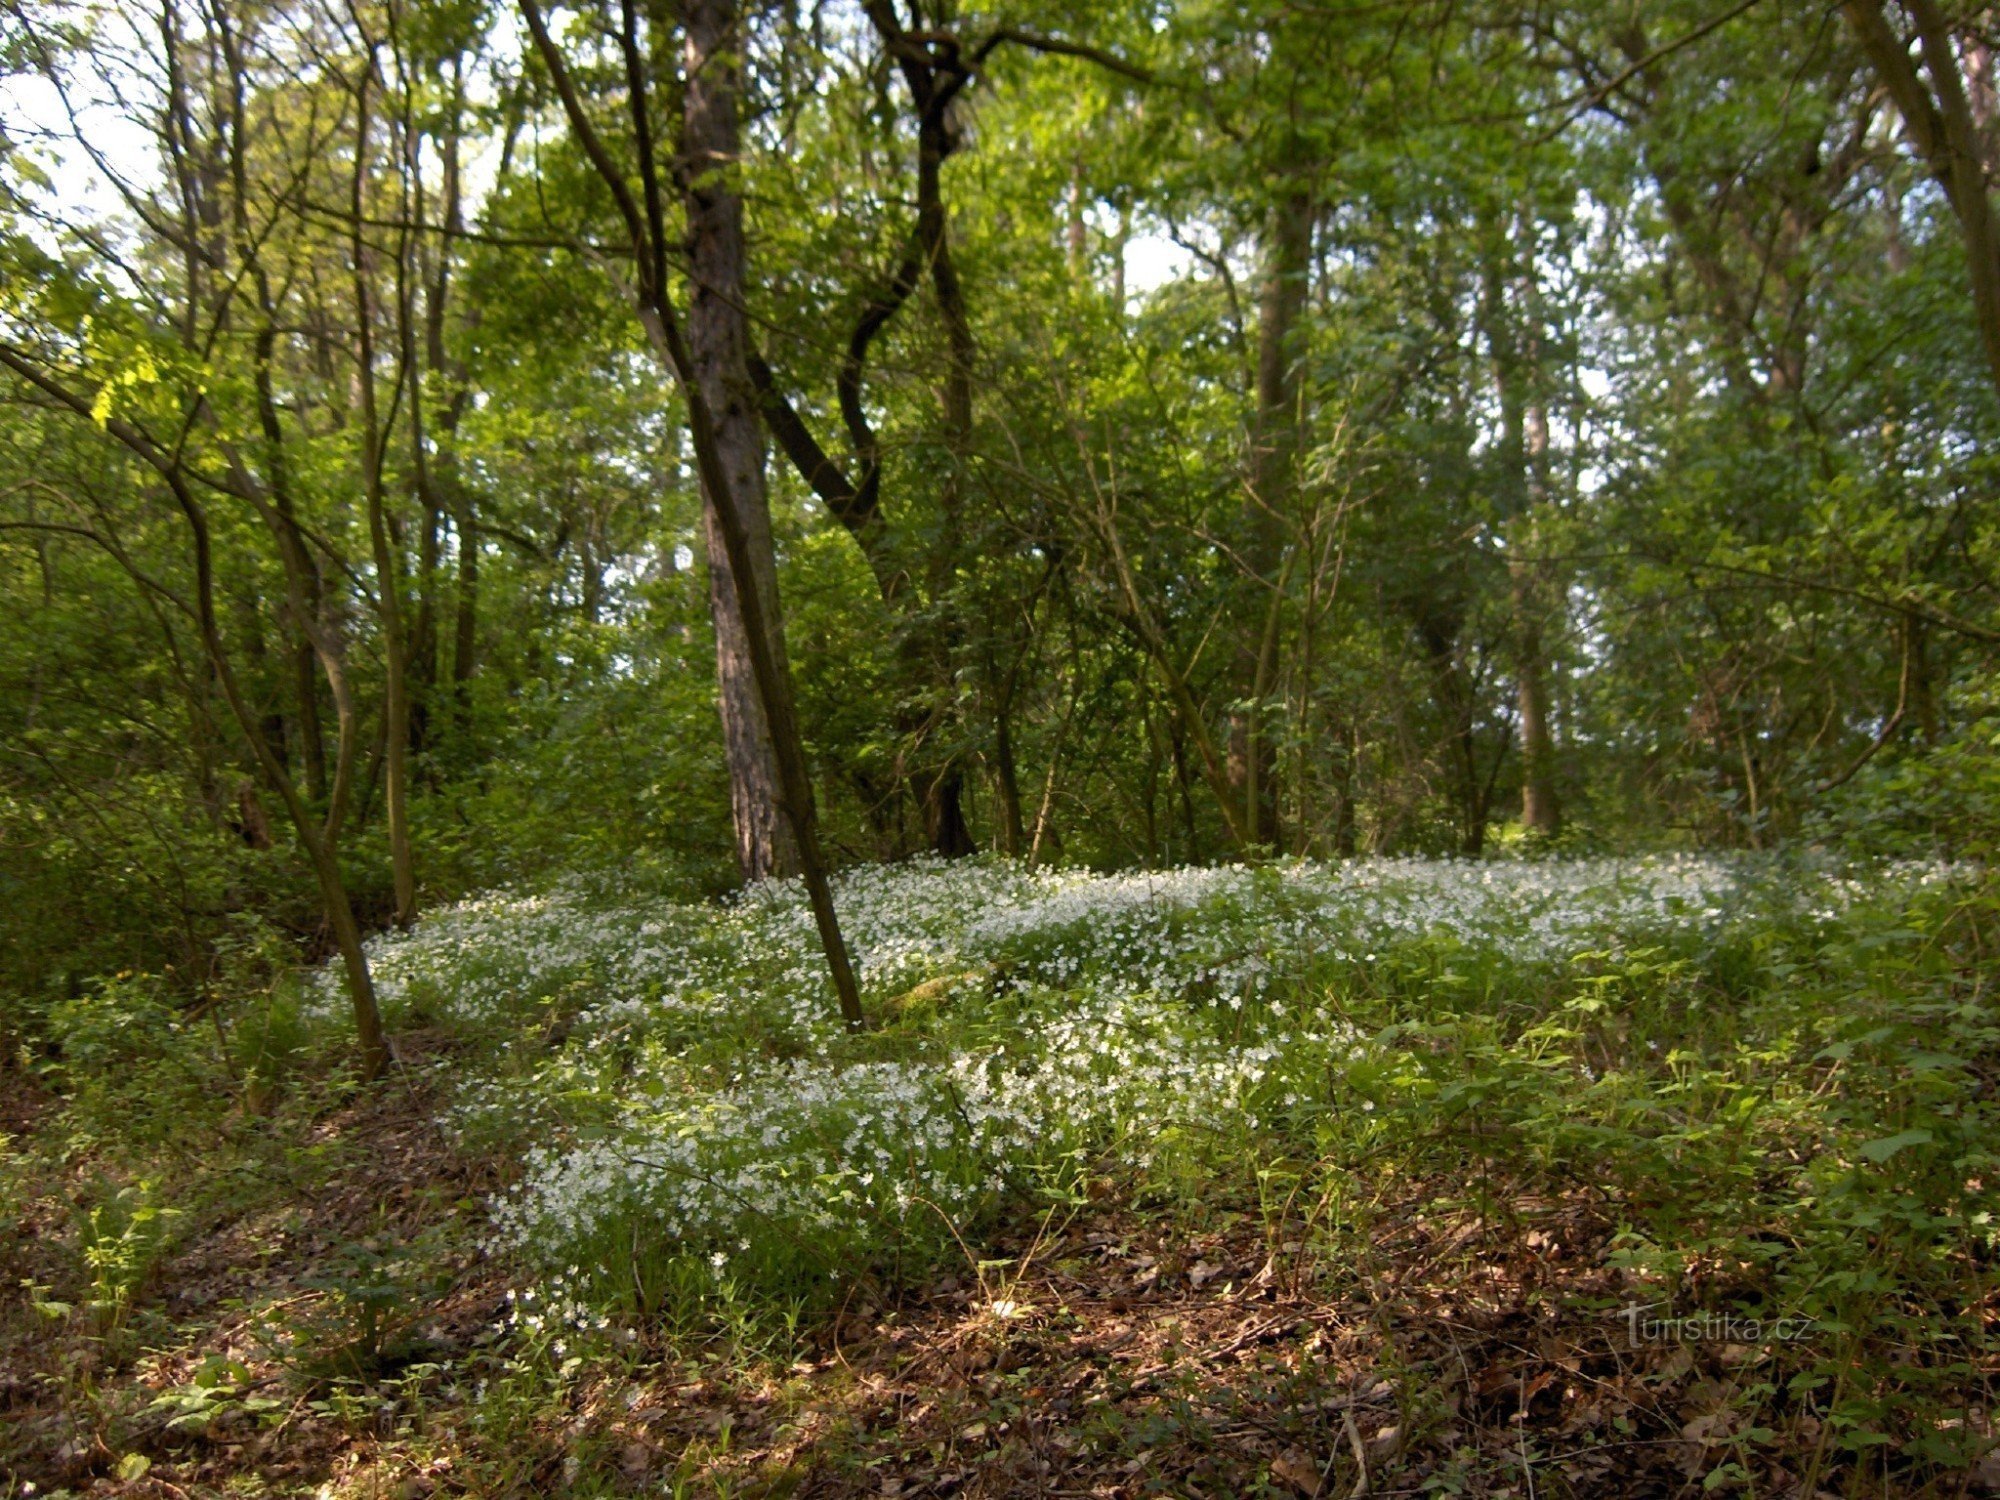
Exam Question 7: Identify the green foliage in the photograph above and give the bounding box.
[75,1179,179,1333]
[39,975,216,1150]
[4,0,2000,1489]
[266,1234,456,1380]
[1300,873,2000,1484]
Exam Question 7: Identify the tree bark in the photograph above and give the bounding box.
[1231,188,1311,849]
[685,0,800,882]
[1331,717,1358,858]
[1481,221,1561,836]
[432,62,480,728]
[988,642,1028,856]
[912,30,976,857]
[1513,395,1561,836]
[750,3,983,859]
[518,0,861,1028]
[349,55,417,925]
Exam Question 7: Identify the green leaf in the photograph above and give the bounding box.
[1858,1129,1933,1163]
[1902,1052,1967,1073]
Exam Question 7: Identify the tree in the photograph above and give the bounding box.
[518,0,862,1026]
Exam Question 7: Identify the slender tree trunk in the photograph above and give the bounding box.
[991,670,1026,855]
[917,95,977,858]
[1514,586,1559,832]
[1513,377,1560,837]
[401,77,440,763]
[1420,614,1487,855]
[1332,717,1358,858]
[1231,188,1310,849]
[2,0,395,1076]
[685,0,799,882]
[451,486,478,707]
[751,8,982,859]
[1903,610,1939,745]
[433,69,480,732]
[522,0,861,1025]
[1483,220,1561,835]
[168,469,391,1076]
[350,55,417,925]
[1513,410,1560,835]
[293,640,327,800]
[408,480,439,761]
[1170,714,1198,858]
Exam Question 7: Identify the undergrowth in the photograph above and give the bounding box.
[3,852,1995,1496]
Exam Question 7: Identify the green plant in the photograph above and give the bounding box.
[77,1178,178,1333]
[262,1236,452,1382]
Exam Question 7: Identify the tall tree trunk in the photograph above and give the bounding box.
[433,66,480,732]
[924,764,974,856]
[1513,580,1559,832]
[917,83,977,858]
[166,462,392,1076]
[1419,612,1488,856]
[752,6,985,859]
[1482,219,1561,836]
[293,639,327,800]
[407,428,440,761]
[350,54,417,925]
[520,0,861,1031]
[450,482,478,709]
[1331,717,1358,858]
[1231,187,1310,849]
[991,678,1026,856]
[1903,610,1939,745]
[2,3,392,1079]
[404,220,439,766]
[685,0,799,882]
[1513,398,1560,836]
[401,73,441,763]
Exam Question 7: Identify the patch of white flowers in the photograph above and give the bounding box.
[313,854,1936,1294]
[488,1059,1027,1265]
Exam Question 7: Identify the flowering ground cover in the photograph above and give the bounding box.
[4,854,1996,1496]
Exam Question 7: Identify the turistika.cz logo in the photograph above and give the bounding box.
[1619,1304,1819,1347]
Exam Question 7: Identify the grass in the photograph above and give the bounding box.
[1,851,1995,1496]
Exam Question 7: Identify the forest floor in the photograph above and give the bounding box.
[0,1056,1847,1499]
[3,856,1996,1497]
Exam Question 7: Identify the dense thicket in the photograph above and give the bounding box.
[5,0,1999,1045]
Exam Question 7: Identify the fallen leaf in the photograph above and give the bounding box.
[1366,1423,1404,1462]
[1271,1448,1325,1496]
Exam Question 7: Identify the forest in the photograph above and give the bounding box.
[3,0,2000,1493]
